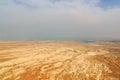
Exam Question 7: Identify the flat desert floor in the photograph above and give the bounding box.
[0,41,120,80]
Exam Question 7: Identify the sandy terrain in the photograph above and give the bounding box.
[0,41,120,80]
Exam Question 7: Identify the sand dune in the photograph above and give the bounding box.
[0,41,120,80]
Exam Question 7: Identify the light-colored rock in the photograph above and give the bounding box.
[0,41,120,80]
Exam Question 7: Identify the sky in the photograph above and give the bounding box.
[0,0,120,40]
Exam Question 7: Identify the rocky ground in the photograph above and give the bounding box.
[0,41,120,80]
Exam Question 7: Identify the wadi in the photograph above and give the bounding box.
[0,41,120,80]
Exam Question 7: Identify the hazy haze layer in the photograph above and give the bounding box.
[0,0,120,40]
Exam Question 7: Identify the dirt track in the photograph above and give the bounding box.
[0,41,120,80]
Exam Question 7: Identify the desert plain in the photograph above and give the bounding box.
[0,41,120,80]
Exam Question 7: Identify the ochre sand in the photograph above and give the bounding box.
[0,41,120,80]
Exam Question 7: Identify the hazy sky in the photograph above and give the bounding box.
[0,0,120,40]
